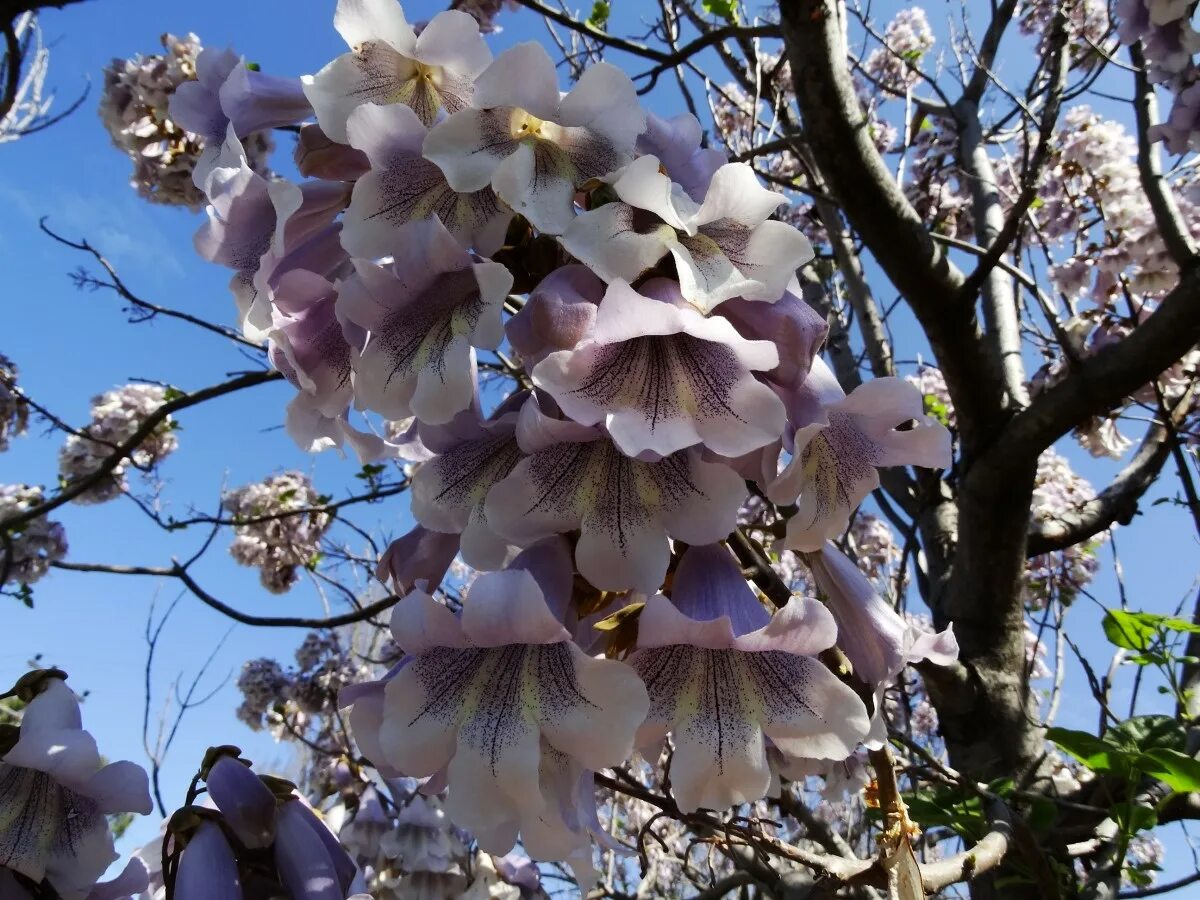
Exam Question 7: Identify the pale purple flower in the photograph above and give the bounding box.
[268,270,363,424]
[504,265,604,368]
[409,402,526,570]
[377,546,648,857]
[805,542,958,745]
[168,45,310,186]
[294,123,370,182]
[337,216,513,425]
[484,398,748,592]
[173,821,240,900]
[303,0,491,138]
[376,525,461,594]
[205,755,278,849]
[195,128,348,338]
[341,102,512,259]
[0,675,152,900]
[532,278,786,458]
[769,378,951,551]
[423,42,645,235]
[635,110,725,202]
[273,800,359,900]
[561,156,812,312]
[629,544,870,812]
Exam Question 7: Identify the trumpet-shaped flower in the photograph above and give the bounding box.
[410,405,525,569]
[768,378,952,551]
[0,675,152,900]
[337,216,513,425]
[804,542,957,744]
[268,270,364,422]
[376,525,461,594]
[561,156,813,312]
[532,278,786,458]
[484,400,747,591]
[423,42,645,235]
[169,47,311,186]
[377,548,648,855]
[628,544,870,813]
[303,1,491,137]
[195,128,347,338]
[341,102,512,258]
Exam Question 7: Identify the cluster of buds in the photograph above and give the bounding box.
[181,0,958,884]
[58,384,178,504]
[151,747,368,900]
[222,471,332,594]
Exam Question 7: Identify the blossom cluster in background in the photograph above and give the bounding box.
[1116,0,1200,153]
[99,33,273,209]
[0,485,67,588]
[57,383,178,505]
[0,352,29,453]
[222,471,332,594]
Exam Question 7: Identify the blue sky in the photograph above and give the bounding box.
[2,0,1198,885]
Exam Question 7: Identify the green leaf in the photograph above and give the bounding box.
[1106,715,1185,753]
[585,0,610,30]
[1047,726,1129,775]
[1137,749,1200,792]
[1114,802,1157,834]
[702,0,739,23]
[1103,609,1159,651]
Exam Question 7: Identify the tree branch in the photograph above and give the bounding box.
[50,559,398,628]
[975,265,1200,479]
[778,0,1005,456]
[1026,423,1172,555]
[1130,44,1197,268]
[0,369,282,532]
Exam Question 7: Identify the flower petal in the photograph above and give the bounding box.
[423,107,518,192]
[472,42,560,121]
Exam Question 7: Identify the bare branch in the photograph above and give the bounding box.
[1026,423,1172,555]
[0,369,283,532]
[51,559,398,628]
[976,264,1200,479]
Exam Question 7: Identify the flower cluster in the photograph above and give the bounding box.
[222,471,332,594]
[1028,106,1200,307]
[183,0,956,882]
[1025,448,1102,606]
[0,485,67,588]
[1019,0,1112,68]
[57,384,178,505]
[0,670,153,899]
[1116,0,1200,153]
[862,7,935,95]
[331,778,534,899]
[0,353,28,452]
[905,362,955,427]
[99,33,274,208]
